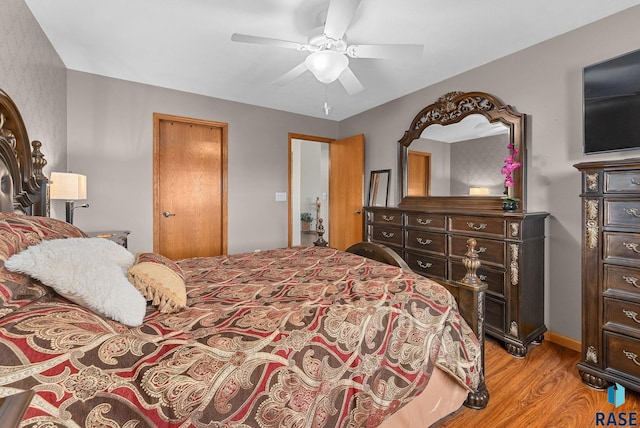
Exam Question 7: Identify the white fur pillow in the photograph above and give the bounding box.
[4,238,146,326]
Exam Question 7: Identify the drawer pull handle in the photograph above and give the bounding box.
[417,218,432,225]
[382,215,395,221]
[623,275,640,288]
[623,207,640,218]
[417,260,432,269]
[479,275,487,281]
[478,247,487,253]
[623,350,640,367]
[382,232,394,238]
[623,309,640,324]
[467,222,487,231]
[632,178,640,185]
[622,242,640,254]
[417,238,432,245]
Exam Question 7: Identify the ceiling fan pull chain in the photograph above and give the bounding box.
[323,84,332,116]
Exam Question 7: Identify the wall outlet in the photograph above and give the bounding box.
[275,192,287,202]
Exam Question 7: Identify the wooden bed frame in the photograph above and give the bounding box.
[0,90,48,216]
[346,240,489,409]
[0,88,489,412]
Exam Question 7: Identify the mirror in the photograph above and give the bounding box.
[398,91,526,211]
[368,169,390,207]
[410,115,510,197]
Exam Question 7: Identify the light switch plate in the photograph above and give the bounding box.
[275,192,287,202]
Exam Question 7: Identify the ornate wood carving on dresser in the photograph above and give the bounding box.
[365,206,548,357]
[575,158,640,393]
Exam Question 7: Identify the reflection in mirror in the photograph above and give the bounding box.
[368,169,390,207]
[408,114,510,197]
[407,151,430,196]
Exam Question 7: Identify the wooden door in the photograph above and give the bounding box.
[329,134,365,251]
[407,150,431,196]
[153,114,227,259]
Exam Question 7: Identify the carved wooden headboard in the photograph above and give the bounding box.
[0,89,48,215]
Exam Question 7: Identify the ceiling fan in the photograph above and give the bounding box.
[231,0,423,95]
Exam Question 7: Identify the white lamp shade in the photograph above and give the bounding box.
[469,187,490,196]
[50,172,87,200]
[305,50,349,84]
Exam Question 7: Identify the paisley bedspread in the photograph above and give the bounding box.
[0,246,480,427]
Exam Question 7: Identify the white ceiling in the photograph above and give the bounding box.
[25,0,640,121]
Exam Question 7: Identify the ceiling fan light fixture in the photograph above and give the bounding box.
[305,50,349,84]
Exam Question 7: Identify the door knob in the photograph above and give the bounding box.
[163,211,176,218]
[354,209,362,214]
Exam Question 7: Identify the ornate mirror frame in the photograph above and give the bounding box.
[398,91,526,211]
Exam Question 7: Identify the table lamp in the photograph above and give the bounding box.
[49,172,89,224]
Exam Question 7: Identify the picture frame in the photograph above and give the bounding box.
[368,169,391,207]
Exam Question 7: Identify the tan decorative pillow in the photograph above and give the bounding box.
[128,253,186,313]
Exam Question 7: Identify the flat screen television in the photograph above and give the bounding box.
[583,48,640,154]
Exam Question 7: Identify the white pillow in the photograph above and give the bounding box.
[75,237,135,273]
[4,238,145,326]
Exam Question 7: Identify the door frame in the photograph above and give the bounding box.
[288,133,334,247]
[153,113,228,255]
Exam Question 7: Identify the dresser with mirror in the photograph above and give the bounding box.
[365,91,549,357]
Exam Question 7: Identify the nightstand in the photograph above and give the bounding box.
[86,230,130,248]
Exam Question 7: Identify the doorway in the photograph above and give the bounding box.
[289,134,332,247]
[288,133,364,251]
[153,113,228,259]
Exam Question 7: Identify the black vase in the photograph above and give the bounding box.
[502,200,519,211]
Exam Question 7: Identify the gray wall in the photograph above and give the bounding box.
[450,134,508,197]
[66,71,338,255]
[339,5,640,341]
[0,0,67,208]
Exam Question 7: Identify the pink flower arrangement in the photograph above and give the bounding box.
[501,144,521,190]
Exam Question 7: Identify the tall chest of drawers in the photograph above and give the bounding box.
[575,159,640,392]
[364,206,548,357]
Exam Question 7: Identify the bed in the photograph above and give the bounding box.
[0,89,488,427]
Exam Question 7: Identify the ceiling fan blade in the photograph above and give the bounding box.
[323,0,362,40]
[338,67,364,95]
[231,33,308,51]
[347,44,424,60]
[272,62,308,86]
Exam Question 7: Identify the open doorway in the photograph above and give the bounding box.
[288,132,365,250]
[289,134,332,246]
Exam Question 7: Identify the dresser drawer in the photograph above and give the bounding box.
[405,252,446,279]
[449,235,505,267]
[604,264,640,299]
[451,261,505,298]
[369,209,402,225]
[604,298,640,337]
[605,199,640,228]
[406,230,446,255]
[405,213,446,230]
[449,216,505,237]
[605,171,640,193]
[603,232,640,265]
[604,332,640,383]
[370,225,403,247]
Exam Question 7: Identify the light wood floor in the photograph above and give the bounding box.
[438,337,640,427]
